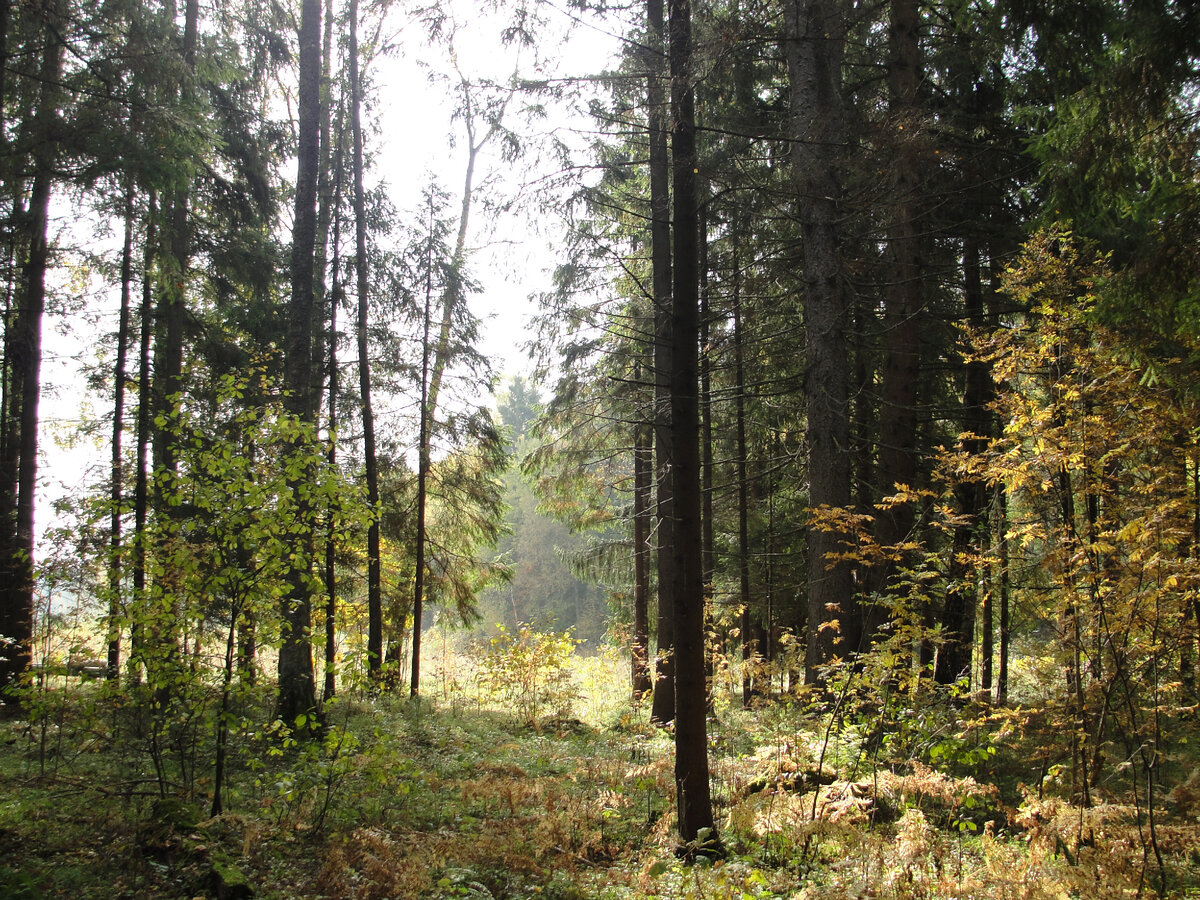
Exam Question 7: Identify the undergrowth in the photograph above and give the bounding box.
[2,645,1200,899]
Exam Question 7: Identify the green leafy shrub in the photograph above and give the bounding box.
[472,625,581,724]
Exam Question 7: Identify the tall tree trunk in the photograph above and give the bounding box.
[784,0,857,683]
[937,235,992,685]
[322,309,339,699]
[411,421,428,697]
[408,81,509,699]
[107,184,137,679]
[733,244,755,707]
[313,0,335,383]
[320,82,346,702]
[314,0,335,700]
[411,192,440,698]
[277,0,323,727]
[980,536,994,694]
[0,0,8,136]
[0,0,62,698]
[1051,354,1091,807]
[699,199,715,710]
[1189,445,1200,702]
[0,214,26,621]
[323,180,343,702]
[144,0,200,698]
[866,0,924,654]
[632,411,653,699]
[0,212,18,647]
[647,0,676,726]
[667,0,716,850]
[348,0,382,686]
[130,193,157,684]
[153,0,199,479]
[996,484,1010,703]
[411,264,434,699]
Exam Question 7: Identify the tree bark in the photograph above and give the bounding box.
[995,484,1010,702]
[733,247,755,706]
[411,192,438,698]
[668,0,716,850]
[314,0,335,700]
[0,0,62,698]
[348,0,383,686]
[323,185,343,702]
[647,0,676,726]
[319,61,345,702]
[867,0,924,650]
[130,193,157,684]
[936,235,992,685]
[699,200,715,711]
[313,0,335,384]
[152,0,199,480]
[412,322,430,698]
[632,412,653,698]
[0,0,7,137]
[277,0,323,727]
[784,0,857,683]
[142,0,200,699]
[107,184,137,679]
[409,75,508,698]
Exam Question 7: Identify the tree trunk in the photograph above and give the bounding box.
[313,0,335,380]
[412,360,429,698]
[211,595,241,816]
[996,484,1010,703]
[867,0,924,651]
[153,0,199,480]
[632,412,653,698]
[317,0,338,702]
[784,0,857,683]
[323,203,342,702]
[699,200,715,711]
[277,0,323,728]
[0,205,24,660]
[733,248,755,707]
[0,0,7,134]
[348,0,383,686]
[936,234,992,685]
[407,78,508,699]
[144,0,200,699]
[647,0,676,726]
[980,540,994,694]
[1189,446,1200,702]
[130,193,157,684]
[668,0,716,850]
[107,184,137,679]
[0,0,62,698]
[411,192,438,698]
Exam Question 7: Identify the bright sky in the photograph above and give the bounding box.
[34,0,623,552]
[372,0,622,379]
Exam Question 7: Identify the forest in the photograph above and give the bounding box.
[2,0,1200,896]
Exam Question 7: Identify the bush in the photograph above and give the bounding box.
[472,625,581,725]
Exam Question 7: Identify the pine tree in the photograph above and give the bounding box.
[277,0,323,728]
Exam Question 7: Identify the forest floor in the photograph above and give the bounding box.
[3,657,1200,899]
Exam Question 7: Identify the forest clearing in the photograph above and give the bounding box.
[5,634,1200,900]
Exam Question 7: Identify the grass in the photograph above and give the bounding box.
[3,644,1200,899]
